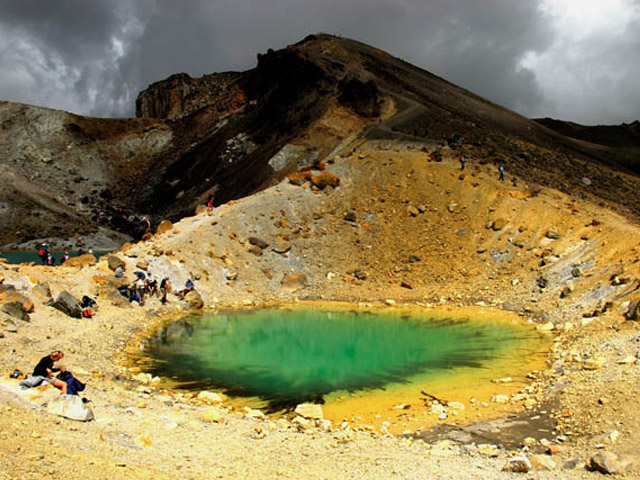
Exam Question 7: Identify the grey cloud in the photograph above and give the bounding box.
[0,0,638,123]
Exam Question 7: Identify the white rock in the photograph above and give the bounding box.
[530,454,556,471]
[429,403,447,416]
[46,395,94,422]
[583,355,606,370]
[294,403,323,419]
[504,456,531,473]
[244,407,265,418]
[607,429,620,444]
[197,391,223,405]
[491,395,510,404]
[536,322,555,332]
[492,377,512,383]
[448,401,465,412]
[132,372,153,384]
[617,355,636,364]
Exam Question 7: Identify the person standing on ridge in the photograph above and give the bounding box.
[459,154,466,171]
[498,164,505,181]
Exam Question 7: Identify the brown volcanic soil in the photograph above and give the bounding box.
[2,97,640,478]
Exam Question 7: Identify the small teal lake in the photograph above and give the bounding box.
[0,251,109,264]
[141,307,546,410]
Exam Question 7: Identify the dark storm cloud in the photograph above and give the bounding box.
[0,0,638,123]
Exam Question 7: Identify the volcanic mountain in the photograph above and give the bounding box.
[0,33,639,250]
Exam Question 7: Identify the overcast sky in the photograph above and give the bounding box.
[1,0,638,124]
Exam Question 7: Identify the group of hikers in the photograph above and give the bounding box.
[116,265,195,307]
[443,132,507,181]
[36,243,93,266]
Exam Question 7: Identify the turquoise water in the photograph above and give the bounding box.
[142,308,544,409]
[0,251,109,264]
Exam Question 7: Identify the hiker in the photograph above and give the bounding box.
[178,278,195,299]
[498,164,505,181]
[134,277,146,305]
[459,154,466,171]
[206,193,215,215]
[118,285,140,304]
[20,350,68,394]
[146,275,158,298]
[81,295,96,309]
[160,277,172,304]
[141,216,151,234]
[60,251,70,264]
[37,243,48,265]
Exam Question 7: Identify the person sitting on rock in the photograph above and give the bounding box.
[114,265,124,278]
[178,279,195,299]
[24,350,68,394]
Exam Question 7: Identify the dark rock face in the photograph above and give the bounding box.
[338,77,381,118]
[136,72,245,120]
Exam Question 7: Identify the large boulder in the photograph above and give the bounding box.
[311,172,340,189]
[184,290,204,310]
[281,273,308,292]
[0,289,34,313]
[106,255,126,272]
[97,282,130,308]
[64,254,97,268]
[248,237,270,249]
[32,282,53,304]
[51,291,82,318]
[0,283,16,295]
[156,219,173,235]
[2,302,30,322]
[589,451,624,474]
[46,395,94,422]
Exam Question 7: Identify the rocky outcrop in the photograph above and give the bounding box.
[136,72,245,120]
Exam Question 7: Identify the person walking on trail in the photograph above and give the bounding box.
[459,154,466,171]
[498,164,505,181]
[141,216,151,234]
[206,193,215,215]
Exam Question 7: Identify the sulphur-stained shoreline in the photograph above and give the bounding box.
[127,302,551,435]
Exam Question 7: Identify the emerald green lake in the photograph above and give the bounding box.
[141,308,545,409]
